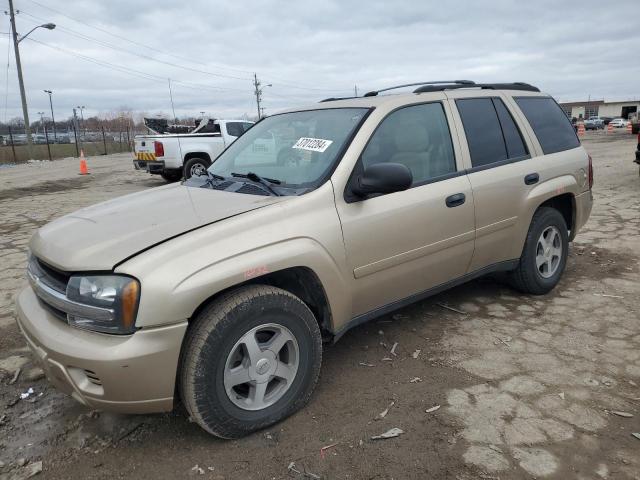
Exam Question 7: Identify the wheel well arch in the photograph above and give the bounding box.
[184,152,212,164]
[538,193,575,238]
[188,266,334,340]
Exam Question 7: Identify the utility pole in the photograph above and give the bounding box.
[76,105,85,139]
[168,78,177,124]
[8,0,32,152]
[72,107,81,154]
[44,90,57,141]
[354,85,358,97]
[252,74,272,120]
[253,73,262,120]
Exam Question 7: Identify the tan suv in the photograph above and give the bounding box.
[16,81,593,438]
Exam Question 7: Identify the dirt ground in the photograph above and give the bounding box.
[0,131,639,480]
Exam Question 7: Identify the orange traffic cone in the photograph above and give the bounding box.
[607,122,613,134]
[577,122,585,137]
[626,122,633,134]
[79,149,90,175]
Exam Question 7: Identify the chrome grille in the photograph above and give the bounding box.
[27,255,115,324]
[28,256,69,294]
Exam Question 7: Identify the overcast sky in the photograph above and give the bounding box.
[2,0,639,122]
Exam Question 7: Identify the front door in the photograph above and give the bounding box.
[334,101,476,317]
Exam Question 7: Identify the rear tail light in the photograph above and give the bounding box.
[154,141,164,157]
[587,154,593,190]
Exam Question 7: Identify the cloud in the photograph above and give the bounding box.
[3,0,639,122]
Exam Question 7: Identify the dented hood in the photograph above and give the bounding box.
[30,183,286,271]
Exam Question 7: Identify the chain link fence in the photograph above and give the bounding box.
[0,124,145,164]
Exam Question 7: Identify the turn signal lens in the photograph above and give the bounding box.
[121,280,140,331]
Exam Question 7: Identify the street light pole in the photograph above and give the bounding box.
[7,0,55,156]
[8,0,32,151]
[44,90,57,142]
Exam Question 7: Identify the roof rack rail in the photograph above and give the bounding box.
[413,82,539,93]
[363,80,475,97]
[319,96,359,103]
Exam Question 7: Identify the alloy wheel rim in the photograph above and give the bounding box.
[190,163,206,176]
[223,323,299,411]
[535,226,562,278]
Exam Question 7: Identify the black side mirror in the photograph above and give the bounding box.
[352,163,413,197]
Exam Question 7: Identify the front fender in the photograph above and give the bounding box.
[172,237,350,330]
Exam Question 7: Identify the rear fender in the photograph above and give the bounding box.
[509,175,578,258]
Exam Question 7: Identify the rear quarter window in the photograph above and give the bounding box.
[514,97,580,154]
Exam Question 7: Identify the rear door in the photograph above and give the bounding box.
[447,91,538,271]
[334,100,476,317]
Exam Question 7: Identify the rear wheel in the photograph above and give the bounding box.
[509,207,569,295]
[180,285,322,438]
[183,157,210,179]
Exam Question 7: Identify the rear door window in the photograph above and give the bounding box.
[493,99,528,159]
[456,97,528,168]
[514,97,580,154]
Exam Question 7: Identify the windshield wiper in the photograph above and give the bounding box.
[231,172,282,196]
[201,171,226,188]
[206,172,226,181]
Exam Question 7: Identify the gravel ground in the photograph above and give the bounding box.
[0,132,639,479]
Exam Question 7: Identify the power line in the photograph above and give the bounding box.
[19,11,252,82]
[21,0,349,94]
[22,0,255,76]
[23,36,314,101]
[25,37,253,95]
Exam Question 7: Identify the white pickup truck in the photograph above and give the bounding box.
[133,118,254,182]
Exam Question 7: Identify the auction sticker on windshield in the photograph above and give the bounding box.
[292,137,333,153]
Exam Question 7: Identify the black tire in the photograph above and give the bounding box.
[180,285,322,438]
[160,170,182,182]
[183,157,210,179]
[509,207,569,295]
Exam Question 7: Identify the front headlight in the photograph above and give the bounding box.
[66,275,140,334]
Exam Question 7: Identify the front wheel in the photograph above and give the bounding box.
[180,285,322,438]
[509,207,569,295]
[183,157,210,179]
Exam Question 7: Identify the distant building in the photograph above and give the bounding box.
[559,99,639,120]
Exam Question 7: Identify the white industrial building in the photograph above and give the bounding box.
[559,99,639,120]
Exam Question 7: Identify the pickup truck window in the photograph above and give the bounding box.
[361,102,456,185]
[208,108,369,189]
[226,122,254,137]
